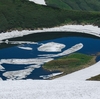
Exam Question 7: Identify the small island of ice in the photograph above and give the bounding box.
[38,42,66,52]
[18,46,33,50]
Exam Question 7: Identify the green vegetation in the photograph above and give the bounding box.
[88,75,100,81]
[45,0,100,11]
[43,53,96,76]
[0,0,100,32]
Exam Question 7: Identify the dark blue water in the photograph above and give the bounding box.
[1,37,100,59]
[0,36,100,80]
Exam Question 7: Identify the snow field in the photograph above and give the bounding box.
[0,80,100,99]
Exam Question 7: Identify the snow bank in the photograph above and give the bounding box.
[55,61,100,80]
[0,25,100,41]
[29,0,46,5]
[38,42,65,52]
[0,80,100,99]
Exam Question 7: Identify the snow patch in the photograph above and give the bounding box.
[29,0,46,5]
[0,64,5,71]
[0,40,38,44]
[40,72,63,79]
[38,42,65,52]
[8,41,38,45]
[0,58,53,79]
[18,46,33,50]
[0,58,53,65]
[3,68,34,80]
[25,65,41,69]
[39,43,83,57]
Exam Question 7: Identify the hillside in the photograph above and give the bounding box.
[45,0,100,11]
[0,0,100,32]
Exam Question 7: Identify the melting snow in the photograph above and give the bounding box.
[0,58,53,65]
[18,46,33,50]
[40,72,63,79]
[38,42,65,52]
[8,41,38,44]
[0,80,100,99]
[3,68,34,80]
[0,64,5,71]
[0,43,83,80]
[38,43,83,57]
[0,25,100,41]
[29,0,46,5]
[55,61,100,81]
[0,58,53,80]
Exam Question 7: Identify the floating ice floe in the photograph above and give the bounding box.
[39,43,83,57]
[29,0,46,5]
[0,40,38,45]
[3,64,42,80]
[25,65,41,69]
[18,46,33,50]
[0,58,53,79]
[0,64,5,71]
[9,41,38,45]
[3,68,34,80]
[0,58,53,65]
[40,72,63,79]
[38,42,66,52]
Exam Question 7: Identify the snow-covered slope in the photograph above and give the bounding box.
[29,0,46,5]
[55,61,100,80]
[0,80,100,99]
[0,25,100,41]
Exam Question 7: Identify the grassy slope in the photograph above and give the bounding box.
[88,75,100,81]
[0,0,100,32]
[43,53,96,76]
[45,0,100,11]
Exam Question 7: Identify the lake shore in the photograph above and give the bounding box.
[0,24,100,80]
[42,53,97,80]
[0,25,100,41]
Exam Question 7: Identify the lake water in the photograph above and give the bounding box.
[0,32,100,80]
